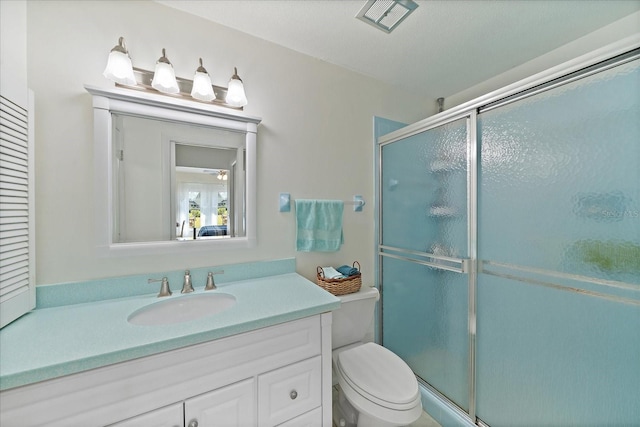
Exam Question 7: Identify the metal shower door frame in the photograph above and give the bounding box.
[377,108,478,422]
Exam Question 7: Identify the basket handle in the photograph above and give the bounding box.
[317,266,325,279]
[352,261,360,271]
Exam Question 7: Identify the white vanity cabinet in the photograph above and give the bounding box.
[0,314,333,427]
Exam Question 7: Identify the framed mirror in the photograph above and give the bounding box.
[86,85,261,256]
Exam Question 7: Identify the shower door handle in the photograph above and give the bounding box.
[379,245,470,274]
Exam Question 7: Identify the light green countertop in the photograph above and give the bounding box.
[0,273,340,391]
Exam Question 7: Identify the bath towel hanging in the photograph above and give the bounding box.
[295,199,344,252]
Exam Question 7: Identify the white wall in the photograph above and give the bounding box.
[0,0,28,106]
[445,11,640,108]
[26,0,430,285]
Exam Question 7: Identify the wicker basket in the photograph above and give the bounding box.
[316,262,362,296]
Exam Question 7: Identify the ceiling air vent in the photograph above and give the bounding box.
[356,0,419,33]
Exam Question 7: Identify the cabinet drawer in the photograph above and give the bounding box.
[258,356,322,426]
[277,407,322,427]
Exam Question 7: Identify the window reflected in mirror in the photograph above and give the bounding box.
[175,166,231,240]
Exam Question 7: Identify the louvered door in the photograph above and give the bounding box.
[0,94,35,328]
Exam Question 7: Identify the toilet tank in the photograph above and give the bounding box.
[332,286,379,349]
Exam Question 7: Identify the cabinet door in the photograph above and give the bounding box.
[258,356,321,426]
[184,378,256,427]
[0,0,36,329]
[108,403,183,427]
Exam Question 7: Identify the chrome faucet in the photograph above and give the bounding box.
[204,270,224,291]
[204,272,217,290]
[181,270,194,294]
[148,277,172,297]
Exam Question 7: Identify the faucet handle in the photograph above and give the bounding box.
[148,277,172,297]
[204,270,224,291]
[181,270,194,294]
[204,272,217,290]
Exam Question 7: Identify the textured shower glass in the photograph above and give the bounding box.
[476,58,640,425]
[381,118,468,257]
[380,118,470,411]
[382,256,469,412]
[478,59,640,283]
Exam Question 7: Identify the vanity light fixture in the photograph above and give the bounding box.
[102,37,136,86]
[225,67,248,108]
[217,170,228,181]
[191,58,216,102]
[102,39,248,109]
[151,48,180,94]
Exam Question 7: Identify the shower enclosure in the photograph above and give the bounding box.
[377,41,639,426]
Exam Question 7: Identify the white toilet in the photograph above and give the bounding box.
[332,287,422,427]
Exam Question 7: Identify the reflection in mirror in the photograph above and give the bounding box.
[175,167,230,240]
[174,146,240,240]
[112,113,246,243]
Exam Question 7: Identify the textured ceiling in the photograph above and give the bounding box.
[156,0,640,98]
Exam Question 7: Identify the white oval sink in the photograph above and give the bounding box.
[128,292,236,326]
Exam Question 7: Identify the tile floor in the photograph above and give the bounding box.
[332,410,440,427]
[409,410,441,427]
[332,385,441,427]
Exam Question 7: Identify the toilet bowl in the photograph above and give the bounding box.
[331,287,422,427]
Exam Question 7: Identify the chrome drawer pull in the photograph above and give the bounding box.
[290,390,298,400]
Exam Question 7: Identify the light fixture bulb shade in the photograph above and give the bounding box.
[103,50,136,86]
[152,62,179,94]
[191,71,216,102]
[151,49,179,94]
[226,78,247,107]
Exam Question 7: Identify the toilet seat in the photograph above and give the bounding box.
[335,342,420,411]
[333,342,422,426]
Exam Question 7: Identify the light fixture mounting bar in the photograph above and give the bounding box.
[116,68,242,110]
[355,0,418,33]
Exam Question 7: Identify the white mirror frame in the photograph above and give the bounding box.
[85,85,261,256]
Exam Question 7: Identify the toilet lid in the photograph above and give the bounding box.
[336,342,419,408]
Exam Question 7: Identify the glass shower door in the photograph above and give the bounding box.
[476,55,640,426]
[380,116,473,413]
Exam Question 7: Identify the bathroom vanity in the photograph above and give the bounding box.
[0,269,340,426]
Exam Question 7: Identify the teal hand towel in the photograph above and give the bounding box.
[337,265,359,276]
[295,199,344,252]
